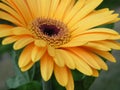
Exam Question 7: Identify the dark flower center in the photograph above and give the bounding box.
[39,24,60,36]
[30,18,70,47]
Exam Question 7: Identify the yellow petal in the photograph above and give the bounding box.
[97,40,120,50]
[12,27,32,35]
[92,68,99,77]
[71,12,119,32]
[85,42,111,51]
[54,0,72,20]
[21,62,34,72]
[31,46,46,62]
[34,39,47,47]
[68,0,103,28]
[63,0,85,24]
[0,2,26,26]
[3,0,27,24]
[63,0,75,18]
[48,0,60,18]
[73,33,120,42]
[48,45,56,57]
[110,18,120,23]
[88,51,108,70]
[72,28,119,37]
[54,65,68,86]
[0,11,23,26]
[39,0,51,18]
[91,8,109,14]
[89,48,116,62]
[79,28,119,35]
[2,36,21,45]
[69,48,101,69]
[60,40,87,47]
[72,28,120,41]
[41,53,54,81]
[66,70,74,90]
[13,37,34,50]
[85,0,102,4]
[26,0,38,18]
[1,0,9,5]
[70,51,93,75]
[0,29,13,38]
[56,49,75,69]
[0,24,13,29]
[53,50,65,67]
[18,44,33,68]
[10,0,33,24]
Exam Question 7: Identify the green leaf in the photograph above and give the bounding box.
[42,79,53,90]
[71,70,85,81]
[83,76,95,90]
[97,24,114,29]
[74,76,95,90]
[9,81,42,90]
[97,0,120,9]
[11,50,31,80]
[6,75,30,89]
[71,70,96,90]
[74,81,85,90]
[32,62,41,81]
[52,75,65,90]
[6,50,36,89]
[0,44,13,55]
[6,51,29,89]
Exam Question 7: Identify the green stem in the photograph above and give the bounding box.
[42,79,52,90]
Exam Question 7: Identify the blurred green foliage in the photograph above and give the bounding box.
[98,0,120,9]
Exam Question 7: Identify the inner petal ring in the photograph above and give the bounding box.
[29,18,71,47]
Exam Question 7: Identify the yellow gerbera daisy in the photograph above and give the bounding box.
[0,0,120,89]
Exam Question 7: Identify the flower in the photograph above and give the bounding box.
[0,0,120,89]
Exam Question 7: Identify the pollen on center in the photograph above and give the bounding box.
[29,18,71,47]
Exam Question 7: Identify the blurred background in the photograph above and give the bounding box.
[90,8,120,90]
[0,0,120,90]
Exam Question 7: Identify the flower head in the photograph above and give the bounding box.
[0,0,120,89]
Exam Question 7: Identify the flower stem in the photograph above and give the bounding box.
[42,79,52,90]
